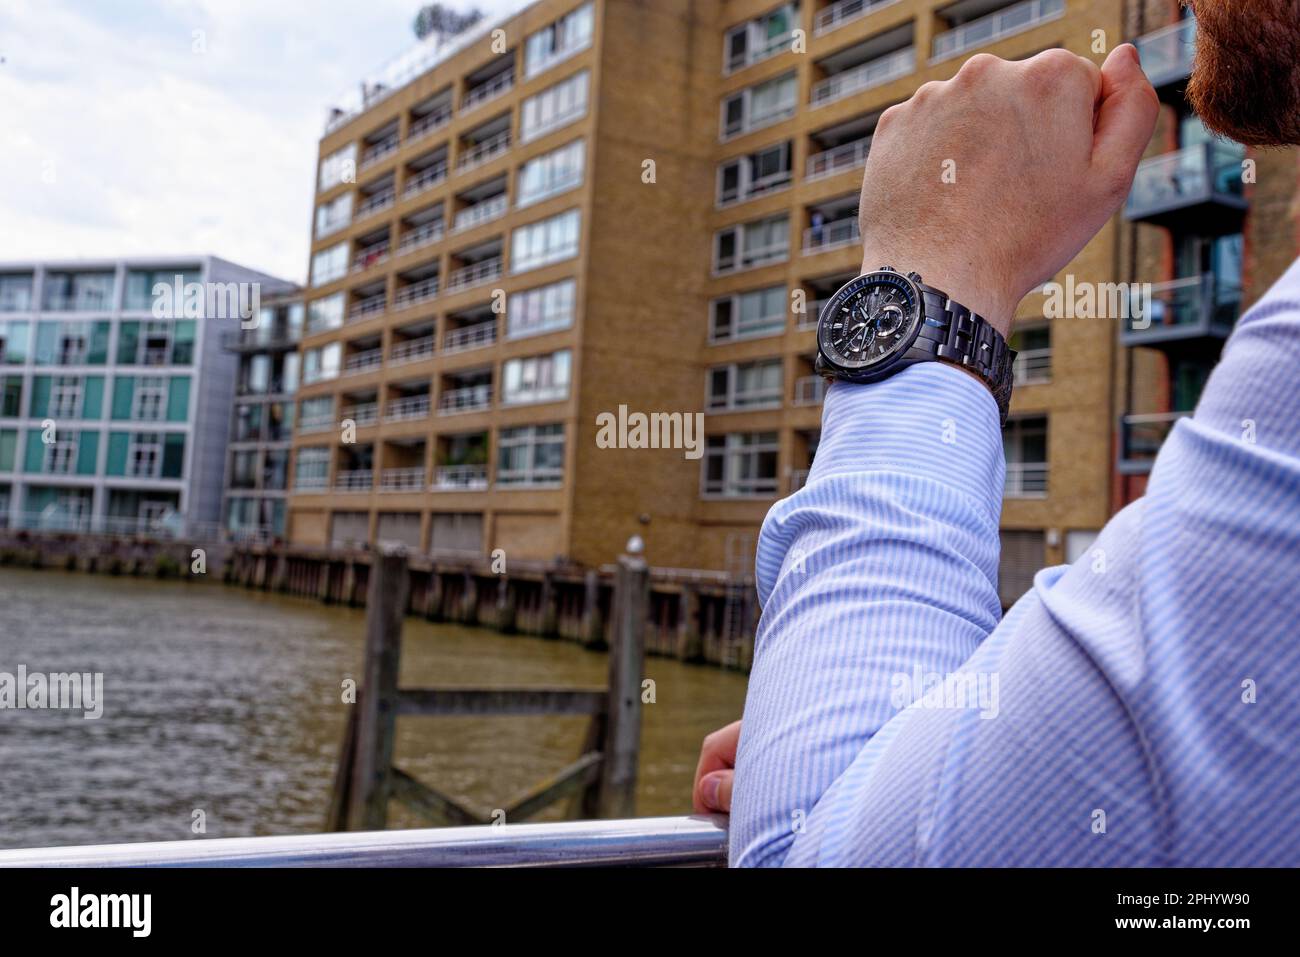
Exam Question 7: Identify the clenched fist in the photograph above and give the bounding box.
[857,45,1159,336]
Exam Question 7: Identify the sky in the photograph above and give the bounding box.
[0,0,527,284]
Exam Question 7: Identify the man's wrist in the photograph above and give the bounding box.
[860,249,1016,338]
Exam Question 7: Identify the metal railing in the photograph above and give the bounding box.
[457,130,512,173]
[404,163,448,199]
[360,139,400,171]
[0,816,729,868]
[344,347,384,375]
[1119,410,1190,473]
[390,335,436,365]
[443,321,497,353]
[1004,462,1049,497]
[933,0,1065,62]
[814,0,902,36]
[461,70,515,114]
[335,469,374,492]
[1134,16,1196,88]
[380,467,427,492]
[798,298,828,329]
[453,194,509,233]
[340,403,379,427]
[810,47,914,107]
[433,463,490,490]
[356,190,396,221]
[1125,141,1246,221]
[394,276,440,310]
[1012,347,1051,385]
[408,109,452,144]
[439,384,492,414]
[804,218,860,254]
[445,257,503,294]
[348,294,387,323]
[352,242,391,274]
[807,136,872,182]
[384,394,431,423]
[397,220,445,257]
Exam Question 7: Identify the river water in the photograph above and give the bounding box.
[0,567,748,851]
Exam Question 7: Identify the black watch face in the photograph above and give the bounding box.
[818,272,922,372]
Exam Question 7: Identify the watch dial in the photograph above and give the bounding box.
[818,273,922,371]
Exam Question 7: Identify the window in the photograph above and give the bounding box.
[1004,415,1048,498]
[299,396,336,431]
[521,70,589,143]
[1010,324,1051,385]
[124,269,200,312]
[714,215,789,274]
[131,376,167,422]
[502,350,571,406]
[517,140,586,208]
[303,342,342,384]
[128,432,163,479]
[311,243,349,286]
[50,376,84,418]
[497,423,565,487]
[0,320,31,364]
[319,143,357,191]
[718,141,792,205]
[707,360,783,411]
[45,433,78,474]
[0,274,34,312]
[721,72,796,139]
[315,193,353,237]
[42,271,115,312]
[724,3,798,73]
[307,293,345,333]
[525,2,594,77]
[511,210,581,273]
[1,376,21,417]
[507,279,576,339]
[711,286,786,341]
[703,432,779,497]
[295,447,331,490]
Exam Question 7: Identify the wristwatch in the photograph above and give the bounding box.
[813,266,1016,425]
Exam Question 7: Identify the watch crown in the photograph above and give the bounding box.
[906,271,923,283]
[879,265,896,272]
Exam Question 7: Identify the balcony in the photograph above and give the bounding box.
[434,464,489,491]
[348,294,387,323]
[1120,274,1238,348]
[1004,462,1048,498]
[439,384,492,414]
[408,108,452,144]
[360,138,399,171]
[445,257,503,295]
[807,136,872,182]
[384,395,431,423]
[933,0,1065,63]
[443,321,498,354]
[397,220,445,257]
[343,347,384,377]
[335,469,374,492]
[1012,347,1051,385]
[352,240,390,274]
[1124,142,1247,232]
[811,47,914,108]
[404,163,448,200]
[457,130,512,174]
[1119,411,1189,474]
[394,276,440,310]
[390,335,436,366]
[380,467,426,492]
[804,218,860,254]
[814,0,902,37]
[793,376,827,406]
[356,190,396,221]
[1135,17,1196,96]
[453,194,509,233]
[461,70,514,114]
[340,402,379,427]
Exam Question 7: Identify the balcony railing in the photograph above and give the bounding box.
[1004,462,1049,498]
[719,171,792,208]
[814,0,902,37]
[1120,274,1239,346]
[408,109,452,144]
[445,257,503,294]
[360,138,399,170]
[434,464,490,490]
[811,47,914,107]
[404,163,448,199]
[726,30,795,73]
[798,299,829,330]
[443,321,497,354]
[933,0,1065,63]
[343,347,384,376]
[1012,347,1051,385]
[807,136,872,182]
[453,194,509,233]
[340,402,379,427]
[793,375,827,406]
[804,218,860,254]
[356,191,396,221]
[297,414,335,435]
[352,242,390,274]
[384,394,431,423]
[1125,141,1247,228]
[397,220,445,257]
[380,467,427,492]
[1135,16,1197,89]
[461,70,514,114]
[457,130,512,173]
[439,384,492,414]
[394,276,440,310]
[390,335,437,366]
[335,469,374,492]
[1119,411,1190,474]
[348,294,387,323]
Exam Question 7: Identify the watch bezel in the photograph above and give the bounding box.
[816,270,926,376]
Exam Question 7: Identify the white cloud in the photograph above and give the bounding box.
[0,0,527,284]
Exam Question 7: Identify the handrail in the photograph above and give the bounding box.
[0,816,729,868]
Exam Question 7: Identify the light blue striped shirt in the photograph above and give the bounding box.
[731,257,1300,867]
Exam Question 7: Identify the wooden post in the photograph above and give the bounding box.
[676,583,703,662]
[539,571,559,639]
[581,569,604,649]
[598,552,647,818]
[496,576,517,633]
[459,570,478,624]
[422,570,444,620]
[348,549,408,831]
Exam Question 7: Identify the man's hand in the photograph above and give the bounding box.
[857,44,1159,336]
[692,720,741,814]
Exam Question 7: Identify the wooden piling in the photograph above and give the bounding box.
[598,553,648,819]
